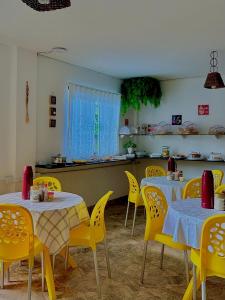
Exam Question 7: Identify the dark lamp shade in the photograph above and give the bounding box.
[204,72,225,89]
[21,0,71,11]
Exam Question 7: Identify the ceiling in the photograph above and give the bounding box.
[0,0,225,79]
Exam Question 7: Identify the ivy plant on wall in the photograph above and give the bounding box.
[120,77,162,115]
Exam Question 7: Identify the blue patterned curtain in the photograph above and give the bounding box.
[64,83,120,160]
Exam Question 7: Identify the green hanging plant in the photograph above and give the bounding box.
[120,77,162,115]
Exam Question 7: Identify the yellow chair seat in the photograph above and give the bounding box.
[155,233,188,251]
[69,224,92,247]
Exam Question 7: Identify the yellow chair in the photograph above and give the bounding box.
[212,169,224,190]
[124,171,144,236]
[33,176,62,191]
[183,215,225,300]
[66,191,113,299]
[0,204,55,300]
[183,178,202,199]
[215,183,225,194]
[140,186,190,285]
[145,165,166,178]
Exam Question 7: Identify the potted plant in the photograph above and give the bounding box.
[123,140,137,154]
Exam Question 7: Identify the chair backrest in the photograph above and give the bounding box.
[145,165,166,178]
[212,170,224,190]
[215,184,225,194]
[33,176,62,191]
[0,204,34,261]
[141,186,168,241]
[199,215,225,281]
[124,171,140,204]
[183,177,202,199]
[90,191,113,244]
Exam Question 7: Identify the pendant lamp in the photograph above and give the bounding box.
[204,50,225,89]
[21,0,71,12]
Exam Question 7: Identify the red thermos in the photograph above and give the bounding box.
[22,166,33,200]
[201,170,214,209]
[168,157,176,172]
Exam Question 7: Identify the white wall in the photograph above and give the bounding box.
[137,76,225,177]
[36,56,121,163]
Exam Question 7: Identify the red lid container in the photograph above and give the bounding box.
[201,170,214,209]
[22,166,33,200]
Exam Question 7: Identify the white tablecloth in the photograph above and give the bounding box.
[141,176,188,202]
[0,192,90,255]
[163,199,222,248]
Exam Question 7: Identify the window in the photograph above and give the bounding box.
[64,83,121,160]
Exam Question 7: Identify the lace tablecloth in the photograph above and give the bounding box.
[163,199,221,248]
[141,176,188,202]
[0,192,90,254]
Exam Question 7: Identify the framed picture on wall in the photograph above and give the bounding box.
[49,95,56,105]
[172,115,182,125]
[49,119,56,128]
[198,104,209,115]
[49,107,56,116]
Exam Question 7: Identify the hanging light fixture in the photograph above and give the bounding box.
[21,0,71,12]
[204,50,225,89]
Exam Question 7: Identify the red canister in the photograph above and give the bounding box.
[22,166,33,200]
[201,170,214,209]
[168,157,177,172]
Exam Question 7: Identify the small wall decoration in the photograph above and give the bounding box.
[198,104,209,116]
[49,107,56,116]
[49,119,56,128]
[172,115,182,125]
[49,95,56,105]
[25,81,29,123]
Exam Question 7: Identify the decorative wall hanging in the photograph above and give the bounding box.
[172,115,182,125]
[204,50,225,89]
[49,95,56,127]
[25,81,29,123]
[121,77,162,115]
[198,104,209,116]
[21,0,71,12]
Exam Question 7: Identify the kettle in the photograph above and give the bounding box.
[168,157,176,172]
[201,170,214,209]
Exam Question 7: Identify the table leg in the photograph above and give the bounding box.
[43,247,56,300]
[59,246,77,269]
[182,267,201,300]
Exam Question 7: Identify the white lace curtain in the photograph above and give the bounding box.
[64,83,121,160]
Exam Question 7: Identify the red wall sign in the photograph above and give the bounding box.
[198,104,209,116]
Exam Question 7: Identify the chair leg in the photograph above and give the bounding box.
[183,250,189,285]
[93,250,101,299]
[160,244,165,269]
[193,264,197,300]
[124,201,130,227]
[1,261,4,289]
[131,205,137,237]
[41,252,45,292]
[140,241,149,284]
[27,261,33,300]
[104,238,111,279]
[52,255,56,272]
[201,280,206,300]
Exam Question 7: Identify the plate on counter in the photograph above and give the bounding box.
[186,156,205,161]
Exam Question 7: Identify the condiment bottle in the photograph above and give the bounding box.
[43,184,49,201]
[22,166,33,200]
[201,170,214,209]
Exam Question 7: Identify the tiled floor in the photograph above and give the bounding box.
[1,203,225,299]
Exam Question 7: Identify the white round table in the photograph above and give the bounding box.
[141,176,188,202]
[0,192,90,254]
[163,199,222,249]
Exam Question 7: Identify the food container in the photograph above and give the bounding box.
[208,125,225,135]
[155,122,172,134]
[162,146,170,158]
[178,121,198,135]
[214,193,225,210]
[30,186,40,203]
[208,152,223,161]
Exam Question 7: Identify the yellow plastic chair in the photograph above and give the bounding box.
[183,178,202,199]
[0,204,56,300]
[33,176,62,191]
[215,183,225,194]
[140,186,190,285]
[124,171,144,236]
[66,191,113,299]
[183,215,225,300]
[212,169,224,190]
[145,165,166,178]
